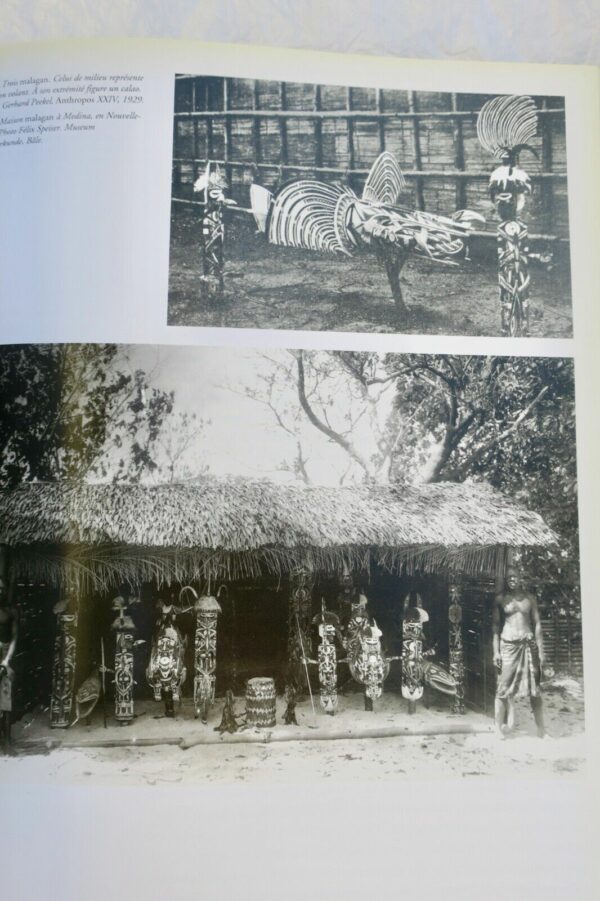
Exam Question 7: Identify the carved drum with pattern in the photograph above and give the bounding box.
[245,677,276,728]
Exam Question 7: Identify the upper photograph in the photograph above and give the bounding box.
[167,75,572,338]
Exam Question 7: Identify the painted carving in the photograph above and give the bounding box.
[401,595,428,712]
[477,95,538,336]
[193,163,237,298]
[286,566,314,695]
[448,583,466,714]
[146,602,187,717]
[347,619,391,710]
[250,153,483,313]
[50,599,78,729]
[307,605,343,716]
[193,594,222,723]
[111,595,144,725]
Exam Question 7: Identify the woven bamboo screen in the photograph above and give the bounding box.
[172,76,569,241]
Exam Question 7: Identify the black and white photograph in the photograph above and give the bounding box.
[0,343,583,783]
[168,77,572,338]
[0,9,599,897]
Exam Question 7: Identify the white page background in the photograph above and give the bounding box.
[0,20,599,901]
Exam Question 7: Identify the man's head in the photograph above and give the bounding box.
[506,567,523,591]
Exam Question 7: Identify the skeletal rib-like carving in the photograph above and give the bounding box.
[268,180,354,253]
[362,151,406,205]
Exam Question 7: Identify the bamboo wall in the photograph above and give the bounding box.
[172,75,569,241]
[542,611,583,675]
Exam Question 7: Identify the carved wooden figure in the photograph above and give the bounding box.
[477,95,538,336]
[146,603,187,717]
[112,611,134,724]
[347,619,391,711]
[193,163,237,300]
[401,595,428,715]
[193,594,222,723]
[448,583,466,714]
[306,605,343,715]
[50,597,78,729]
[286,566,314,696]
[249,152,483,315]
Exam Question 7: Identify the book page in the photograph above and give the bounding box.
[0,38,598,901]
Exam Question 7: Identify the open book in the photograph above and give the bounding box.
[0,37,598,899]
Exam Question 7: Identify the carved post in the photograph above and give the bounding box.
[201,189,224,289]
[348,618,390,712]
[50,584,78,728]
[496,210,531,337]
[195,162,228,301]
[401,596,427,714]
[286,566,314,694]
[448,580,466,715]
[194,594,222,723]
[311,602,341,716]
[317,626,338,716]
[146,602,187,718]
[476,95,538,337]
[112,609,136,725]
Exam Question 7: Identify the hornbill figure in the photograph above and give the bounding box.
[248,152,484,315]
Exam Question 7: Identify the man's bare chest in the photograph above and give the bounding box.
[502,595,531,616]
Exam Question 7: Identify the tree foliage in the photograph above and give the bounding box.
[386,353,578,609]
[0,344,176,487]
[252,350,579,610]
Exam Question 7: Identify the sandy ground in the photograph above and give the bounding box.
[0,676,585,785]
[167,211,573,337]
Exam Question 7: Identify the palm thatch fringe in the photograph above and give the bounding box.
[0,478,556,590]
[10,544,375,592]
[9,542,532,593]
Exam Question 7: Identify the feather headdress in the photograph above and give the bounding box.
[477,95,538,162]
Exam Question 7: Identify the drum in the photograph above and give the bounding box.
[245,677,276,728]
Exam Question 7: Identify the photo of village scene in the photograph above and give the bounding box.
[168,77,572,339]
[0,344,583,784]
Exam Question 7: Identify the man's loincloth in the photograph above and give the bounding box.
[496,634,541,700]
[0,642,13,712]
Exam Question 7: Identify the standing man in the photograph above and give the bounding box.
[0,567,18,754]
[493,566,545,738]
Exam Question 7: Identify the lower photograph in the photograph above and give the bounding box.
[0,343,583,782]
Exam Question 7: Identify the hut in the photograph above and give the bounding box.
[0,477,556,727]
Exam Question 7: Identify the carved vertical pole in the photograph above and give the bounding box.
[194,595,222,723]
[317,626,338,716]
[401,598,425,714]
[200,175,225,293]
[497,214,530,337]
[50,581,78,728]
[287,566,314,694]
[448,580,466,714]
[112,612,136,725]
[476,95,538,337]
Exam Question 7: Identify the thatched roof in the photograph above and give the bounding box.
[0,478,557,588]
